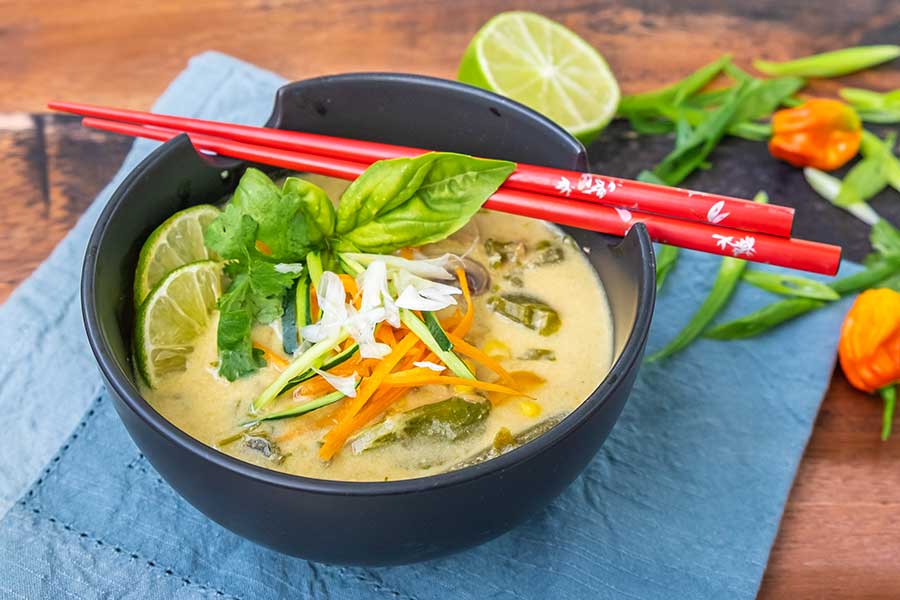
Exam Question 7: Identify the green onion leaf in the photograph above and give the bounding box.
[647,253,748,360]
[803,167,882,226]
[655,244,680,292]
[707,254,900,339]
[754,45,900,78]
[742,270,840,301]
[618,55,732,114]
[647,191,768,359]
[840,87,900,123]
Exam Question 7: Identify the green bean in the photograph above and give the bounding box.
[754,45,900,78]
[742,270,840,301]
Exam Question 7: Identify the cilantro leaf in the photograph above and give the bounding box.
[207,207,303,380]
[227,168,336,260]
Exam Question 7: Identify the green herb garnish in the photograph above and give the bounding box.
[205,153,514,381]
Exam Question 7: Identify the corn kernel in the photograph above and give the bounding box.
[482,339,512,360]
[518,399,542,418]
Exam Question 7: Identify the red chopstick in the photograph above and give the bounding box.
[81,117,841,275]
[49,100,794,238]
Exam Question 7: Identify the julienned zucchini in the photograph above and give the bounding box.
[277,343,361,397]
[400,309,474,380]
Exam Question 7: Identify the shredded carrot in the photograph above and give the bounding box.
[319,331,421,460]
[346,386,409,434]
[381,369,524,397]
[338,274,358,297]
[440,309,463,331]
[255,240,273,255]
[253,343,289,370]
[452,267,474,337]
[309,285,319,318]
[444,332,513,384]
[399,247,414,260]
[375,323,397,346]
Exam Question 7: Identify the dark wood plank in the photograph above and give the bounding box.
[3,2,900,598]
[0,115,131,301]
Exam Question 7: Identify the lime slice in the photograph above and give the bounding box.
[458,11,619,144]
[134,204,221,307]
[135,260,223,387]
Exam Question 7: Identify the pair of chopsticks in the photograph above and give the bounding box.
[48,101,842,275]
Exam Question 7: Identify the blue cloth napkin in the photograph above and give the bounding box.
[0,52,855,599]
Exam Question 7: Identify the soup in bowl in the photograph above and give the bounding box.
[83,74,655,564]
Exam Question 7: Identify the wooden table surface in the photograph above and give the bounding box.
[4,1,900,597]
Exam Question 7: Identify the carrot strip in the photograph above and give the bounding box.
[253,343,289,370]
[440,309,462,331]
[319,331,421,460]
[347,387,408,433]
[309,284,319,318]
[381,371,523,396]
[444,332,513,384]
[338,274,358,297]
[451,268,474,337]
[375,323,397,346]
[399,247,414,260]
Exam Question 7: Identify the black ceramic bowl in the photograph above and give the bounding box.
[83,74,655,565]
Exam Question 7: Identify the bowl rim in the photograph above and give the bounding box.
[82,72,656,497]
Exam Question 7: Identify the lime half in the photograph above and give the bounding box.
[458,11,620,144]
[135,260,223,387]
[134,204,220,307]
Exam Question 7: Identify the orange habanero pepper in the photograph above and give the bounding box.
[769,98,862,171]
[838,288,900,440]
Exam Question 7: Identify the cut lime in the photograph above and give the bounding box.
[134,204,221,307]
[458,11,620,145]
[134,260,223,387]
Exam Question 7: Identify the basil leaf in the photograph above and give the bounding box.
[335,152,515,253]
[754,45,900,78]
[283,176,336,247]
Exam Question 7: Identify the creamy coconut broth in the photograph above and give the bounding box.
[137,167,613,482]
